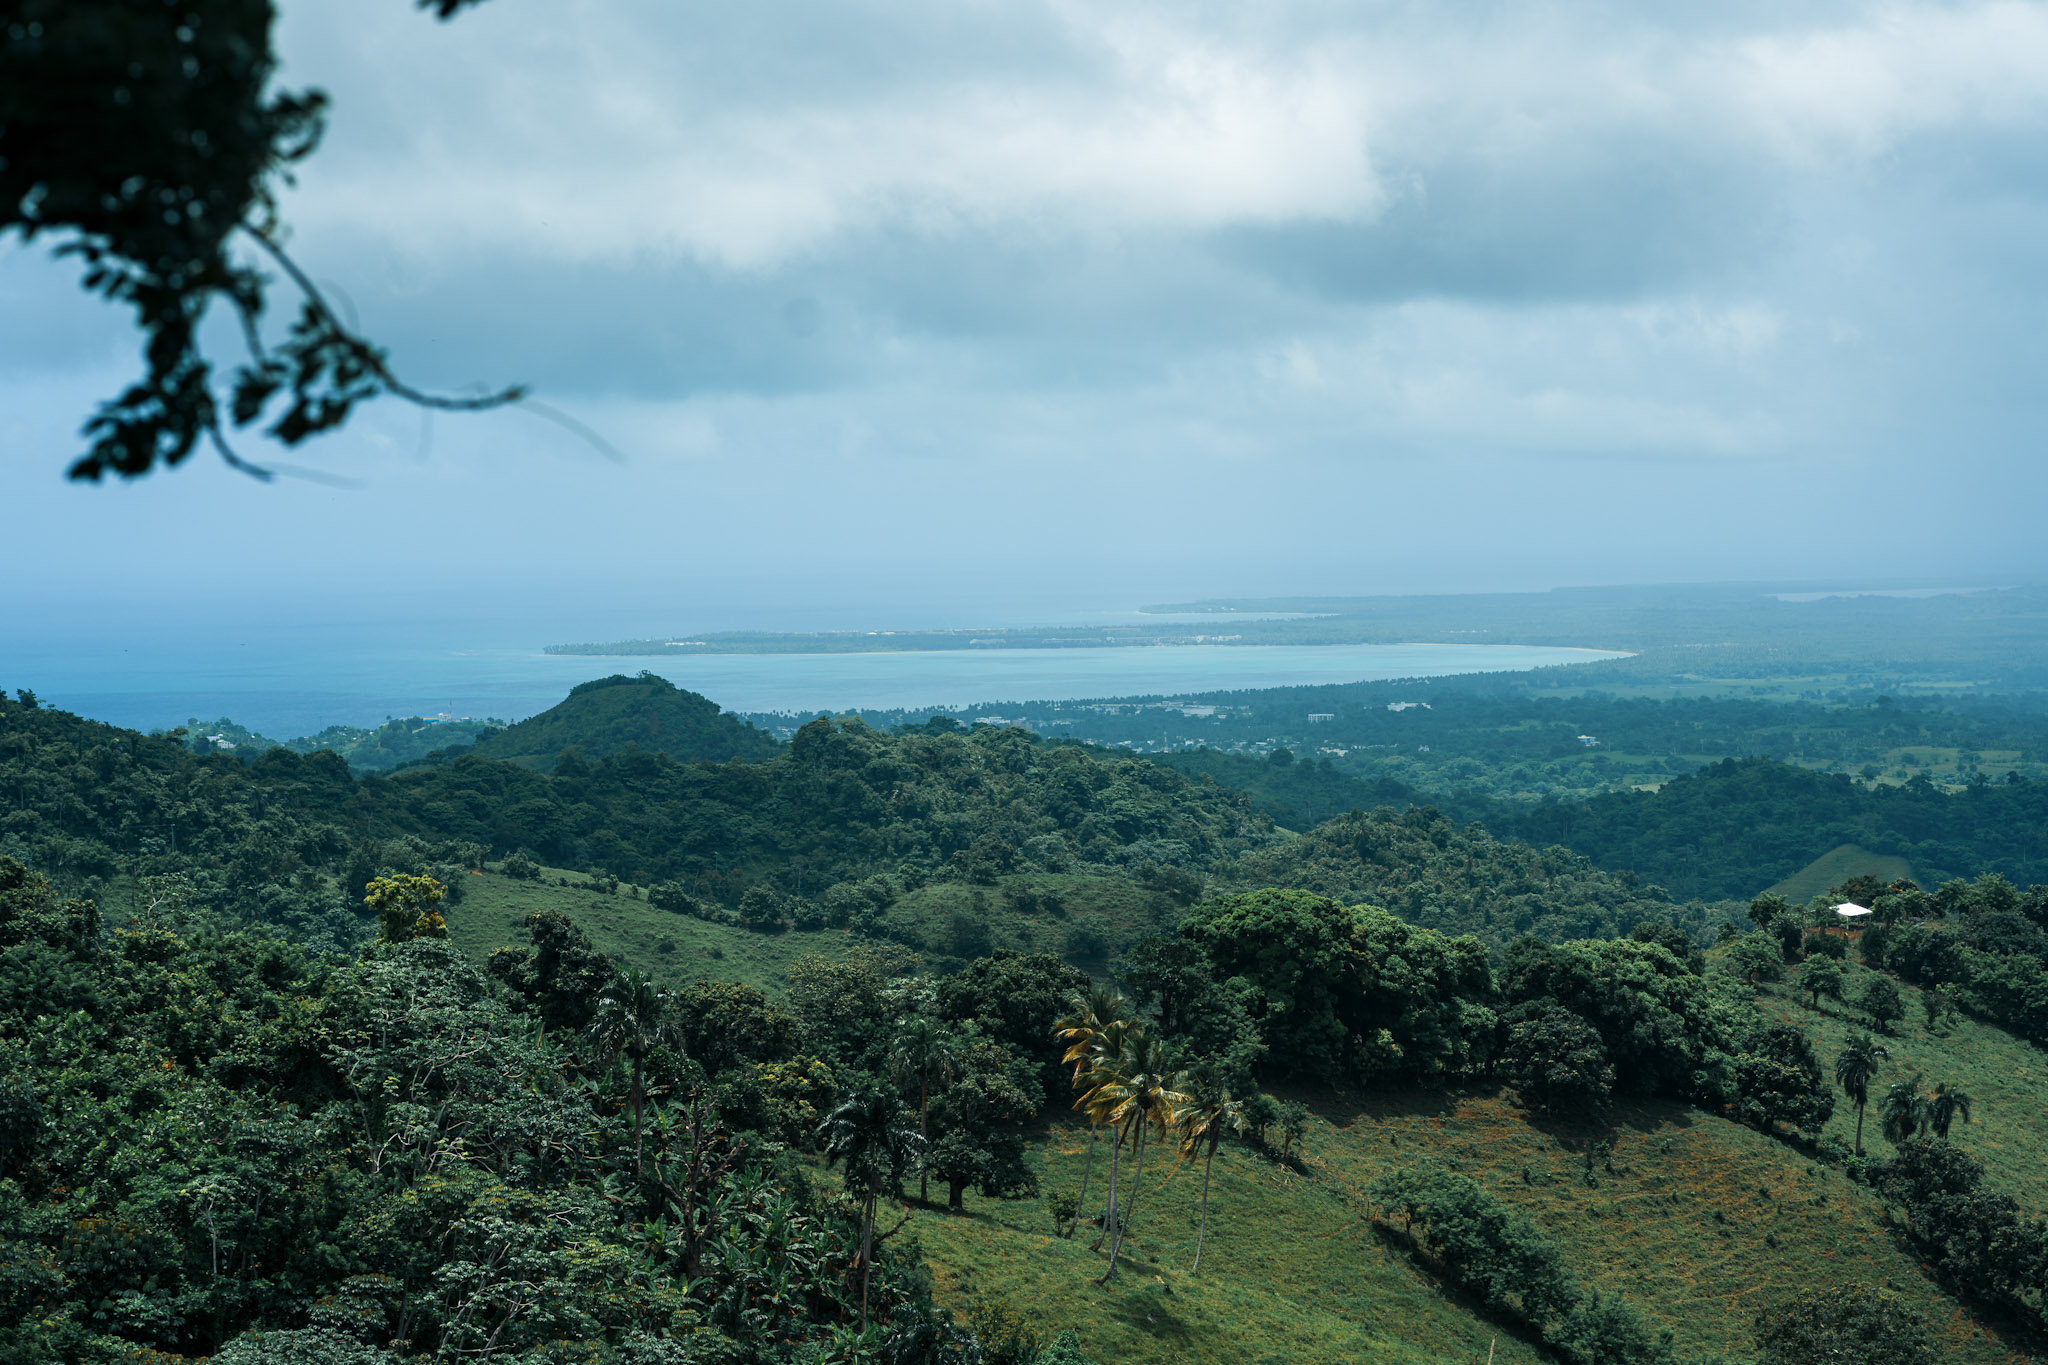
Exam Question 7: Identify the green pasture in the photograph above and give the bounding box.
[1764,843,1920,903]
[443,867,850,996]
[906,1091,2016,1365]
[1757,960,2048,1217]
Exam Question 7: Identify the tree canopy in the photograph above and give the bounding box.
[1,0,512,480]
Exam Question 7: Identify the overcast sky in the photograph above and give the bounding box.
[6,0,2048,630]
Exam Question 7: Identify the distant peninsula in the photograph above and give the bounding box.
[544,625,1268,656]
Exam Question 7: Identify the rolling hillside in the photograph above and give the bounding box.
[902,1093,2019,1365]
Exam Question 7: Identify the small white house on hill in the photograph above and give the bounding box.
[1834,901,1874,923]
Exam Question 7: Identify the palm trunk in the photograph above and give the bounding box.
[859,1187,876,1325]
[1091,1125,1123,1253]
[1191,1139,1216,1273]
[631,1053,645,1177]
[1070,1125,1098,1238]
[918,1083,930,1202]
[1854,1101,1866,1157]
[1099,1121,1147,1283]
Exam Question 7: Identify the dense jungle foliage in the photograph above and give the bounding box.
[1165,746,2048,905]
[12,673,2048,1361]
[0,691,1702,958]
[1497,758,2048,901]
[10,851,2043,1364]
[0,856,1007,1363]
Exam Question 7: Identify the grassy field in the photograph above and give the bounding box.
[443,867,853,995]
[904,1116,1551,1365]
[901,1088,2025,1365]
[443,866,1176,992]
[878,874,1178,973]
[1755,959,2048,1216]
[1764,843,1920,903]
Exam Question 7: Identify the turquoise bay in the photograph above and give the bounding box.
[13,634,1626,740]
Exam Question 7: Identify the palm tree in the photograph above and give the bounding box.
[1074,1017,1138,1253]
[1054,985,1131,1239]
[1927,1081,1974,1139]
[587,969,684,1177]
[1172,1064,1246,1274]
[889,1017,959,1202]
[1879,1075,1927,1145]
[1834,1033,1890,1157]
[817,1084,925,1325]
[1090,1032,1187,1284]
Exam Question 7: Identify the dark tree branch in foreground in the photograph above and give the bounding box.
[1,0,514,481]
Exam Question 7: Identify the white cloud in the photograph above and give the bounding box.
[285,2,1386,269]
[1730,2,2048,162]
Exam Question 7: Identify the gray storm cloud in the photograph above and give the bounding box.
[4,0,2047,610]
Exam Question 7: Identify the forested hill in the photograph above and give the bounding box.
[0,690,1702,953]
[1159,746,2048,906]
[0,692,1271,941]
[1239,806,1708,944]
[462,673,781,770]
[1490,758,2048,902]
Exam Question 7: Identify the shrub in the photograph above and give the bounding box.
[1369,1162,1577,1329]
[1801,930,1846,960]
[1724,931,1784,984]
[1868,1139,2048,1298]
[1032,1331,1098,1365]
[1553,1289,1674,1365]
[1731,1025,1833,1135]
[651,881,733,924]
[1021,833,1073,873]
[737,885,789,933]
[947,910,993,959]
[963,1299,1039,1365]
[1061,923,1108,960]
[1278,1100,1309,1157]
[1241,1091,1281,1145]
[1751,1283,1938,1365]
[501,849,540,880]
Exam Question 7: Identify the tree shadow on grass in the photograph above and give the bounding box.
[1093,1262,1195,1348]
[1365,1221,1551,1361]
[1279,1083,1458,1130]
[1521,1095,1694,1150]
[1866,1217,2048,1361]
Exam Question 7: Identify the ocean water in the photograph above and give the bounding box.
[4,613,1626,739]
